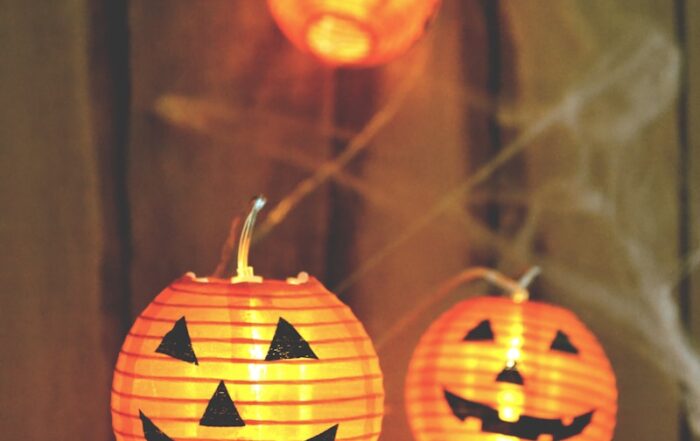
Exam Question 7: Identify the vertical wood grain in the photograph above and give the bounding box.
[127,0,334,314]
[683,0,700,338]
[87,0,133,361]
[324,69,380,288]
[0,1,126,439]
[685,0,700,437]
[687,0,700,334]
[344,2,491,438]
[677,0,693,439]
[460,0,507,267]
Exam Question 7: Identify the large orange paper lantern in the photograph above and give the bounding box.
[267,0,442,66]
[405,280,617,441]
[112,197,384,441]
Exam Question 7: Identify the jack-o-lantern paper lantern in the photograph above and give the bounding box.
[405,292,617,441]
[267,0,442,67]
[112,197,384,441]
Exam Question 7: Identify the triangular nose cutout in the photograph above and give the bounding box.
[265,317,319,361]
[199,381,245,427]
[496,363,524,385]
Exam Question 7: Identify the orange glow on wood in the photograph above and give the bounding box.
[267,0,442,66]
[112,275,384,440]
[405,296,617,441]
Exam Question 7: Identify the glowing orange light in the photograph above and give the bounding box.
[267,0,442,66]
[111,275,384,441]
[405,296,617,441]
[111,197,384,441]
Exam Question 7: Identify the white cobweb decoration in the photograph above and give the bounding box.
[496,24,700,434]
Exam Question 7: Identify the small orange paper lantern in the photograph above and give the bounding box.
[405,274,617,441]
[112,197,384,441]
[267,0,442,66]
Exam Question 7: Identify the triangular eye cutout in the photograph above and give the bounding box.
[265,317,319,361]
[200,381,246,427]
[306,425,339,441]
[155,316,199,365]
[140,410,174,441]
[464,319,494,341]
[550,330,579,354]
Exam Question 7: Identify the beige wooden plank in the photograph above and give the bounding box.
[0,1,119,439]
[687,0,700,330]
[343,2,494,439]
[501,2,683,441]
[681,1,700,439]
[688,0,700,383]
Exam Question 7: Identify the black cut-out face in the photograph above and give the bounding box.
[443,319,593,441]
[140,316,339,441]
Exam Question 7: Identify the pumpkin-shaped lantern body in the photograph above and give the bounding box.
[112,275,384,441]
[405,296,617,441]
[267,0,442,66]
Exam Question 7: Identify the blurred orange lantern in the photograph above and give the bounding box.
[267,0,442,66]
[405,269,617,441]
[112,197,384,441]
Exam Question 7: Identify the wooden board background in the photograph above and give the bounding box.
[0,1,698,440]
[0,1,124,439]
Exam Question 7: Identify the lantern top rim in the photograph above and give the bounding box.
[179,271,328,292]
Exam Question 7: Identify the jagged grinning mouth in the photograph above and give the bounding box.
[444,389,594,441]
